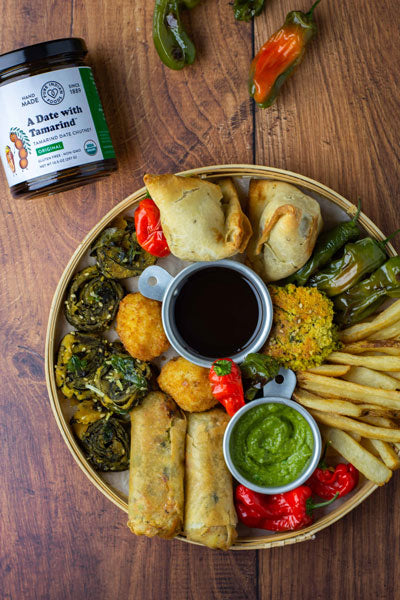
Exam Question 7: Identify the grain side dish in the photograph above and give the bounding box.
[263,284,339,370]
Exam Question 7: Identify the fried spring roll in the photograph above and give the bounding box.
[184,409,237,550]
[128,392,186,539]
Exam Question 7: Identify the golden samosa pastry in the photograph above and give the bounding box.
[143,174,252,261]
[246,180,323,281]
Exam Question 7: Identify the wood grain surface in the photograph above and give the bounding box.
[0,1,399,599]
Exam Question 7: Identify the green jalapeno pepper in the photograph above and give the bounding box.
[234,0,266,22]
[153,0,196,70]
[249,0,321,108]
[284,201,361,286]
[308,238,388,297]
[334,257,400,326]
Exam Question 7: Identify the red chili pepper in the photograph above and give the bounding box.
[249,0,321,108]
[235,484,338,532]
[307,463,359,500]
[209,358,245,417]
[134,197,170,257]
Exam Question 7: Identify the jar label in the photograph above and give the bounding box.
[0,66,116,188]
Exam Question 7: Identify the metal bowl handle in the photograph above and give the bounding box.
[138,266,173,302]
[263,368,297,400]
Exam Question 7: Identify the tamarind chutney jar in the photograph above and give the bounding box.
[0,38,117,198]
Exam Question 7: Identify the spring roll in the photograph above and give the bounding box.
[184,409,237,550]
[128,391,186,539]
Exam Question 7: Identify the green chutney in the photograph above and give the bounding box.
[230,403,314,487]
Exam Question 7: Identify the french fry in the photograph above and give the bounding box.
[293,389,398,418]
[340,299,400,343]
[310,409,400,442]
[393,443,400,453]
[368,319,400,340]
[293,389,365,417]
[343,340,400,356]
[296,372,400,410]
[359,415,399,429]
[383,371,400,381]
[322,427,392,485]
[306,364,351,377]
[367,440,400,470]
[356,404,400,418]
[361,438,380,457]
[327,351,400,371]
[342,366,400,391]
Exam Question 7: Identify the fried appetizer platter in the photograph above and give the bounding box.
[246,180,323,281]
[143,174,252,261]
[157,357,218,412]
[184,410,238,550]
[128,392,187,538]
[54,171,400,550]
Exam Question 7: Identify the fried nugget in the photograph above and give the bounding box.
[157,357,218,413]
[116,293,170,361]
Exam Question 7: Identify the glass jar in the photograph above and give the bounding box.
[0,38,117,198]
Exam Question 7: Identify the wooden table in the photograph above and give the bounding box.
[1,1,399,598]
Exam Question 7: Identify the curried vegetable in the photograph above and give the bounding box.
[249,0,322,108]
[284,201,361,286]
[308,238,388,297]
[70,400,106,439]
[92,353,152,415]
[334,257,400,326]
[91,216,157,279]
[77,416,130,471]
[233,0,265,22]
[240,353,281,400]
[55,332,109,401]
[65,265,124,332]
[153,0,196,70]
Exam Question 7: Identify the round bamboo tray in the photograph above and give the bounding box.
[45,165,396,550]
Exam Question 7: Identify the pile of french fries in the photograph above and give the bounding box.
[294,299,400,486]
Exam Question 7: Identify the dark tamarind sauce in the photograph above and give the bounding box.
[173,266,261,359]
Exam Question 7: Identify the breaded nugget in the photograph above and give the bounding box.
[116,293,170,361]
[157,357,218,413]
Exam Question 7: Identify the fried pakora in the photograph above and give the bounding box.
[264,284,339,371]
[116,293,170,361]
[157,357,218,412]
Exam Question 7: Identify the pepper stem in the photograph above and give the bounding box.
[317,443,330,469]
[306,0,322,18]
[306,492,339,515]
[351,198,362,223]
[380,228,400,248]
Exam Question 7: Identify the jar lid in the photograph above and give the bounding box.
[0,38,87,74]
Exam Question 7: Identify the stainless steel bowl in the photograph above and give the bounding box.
[223,396,322,495]
[138,259,273,368]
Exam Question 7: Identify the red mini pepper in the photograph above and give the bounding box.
[134,197,170,257]
[249,0,321,108]
[235,484,338,532]
[307,463,359,500]
[209,358,245,417]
